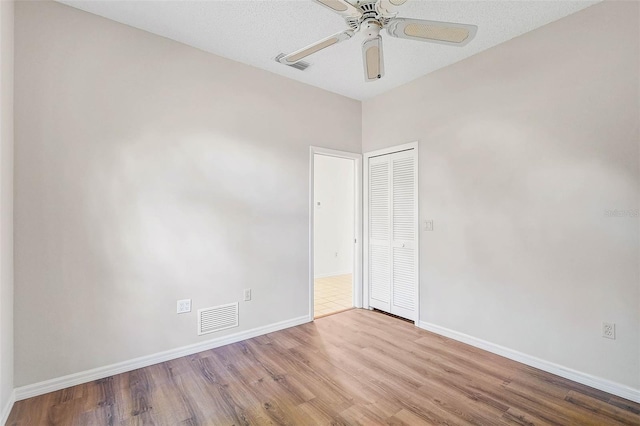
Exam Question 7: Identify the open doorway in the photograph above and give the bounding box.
[311,149,360,319]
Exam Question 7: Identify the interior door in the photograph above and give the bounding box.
[367,148,417,320]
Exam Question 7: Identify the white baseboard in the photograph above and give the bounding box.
[1,389,15,426]
[15,315,310,402]
[314,271,352,279]
[418,321,640,404]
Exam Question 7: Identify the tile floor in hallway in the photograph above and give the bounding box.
[314,273,353,318]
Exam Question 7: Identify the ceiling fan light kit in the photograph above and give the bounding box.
[278,0,478,82]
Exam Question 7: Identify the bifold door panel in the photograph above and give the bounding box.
[368,149,417,320]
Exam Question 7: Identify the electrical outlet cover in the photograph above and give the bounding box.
[602,322,615,339]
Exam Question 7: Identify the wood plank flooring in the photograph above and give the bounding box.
[8,309,640,425]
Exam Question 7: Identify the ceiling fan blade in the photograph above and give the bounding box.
[386,18,478,46]
[362,36,384,82]
[377,0,409,16]
[312,0,362,19]
[278,30,354,65]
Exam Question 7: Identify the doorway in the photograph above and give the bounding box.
[310,147,362,320]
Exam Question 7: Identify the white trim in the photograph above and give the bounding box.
[418,321,640,404]
[363,142,420,323]
[309,149,315,322]
[353,155,363,309]
[0,389,15,425]
[363,155,369,309]
[310,146,360,160]
[309,146,363,321]
[364,141,418,159]
[413,145,420,324]
[15,315,309,401]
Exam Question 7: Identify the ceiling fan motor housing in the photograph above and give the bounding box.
[362,19,382,39]
[346,1,392,32]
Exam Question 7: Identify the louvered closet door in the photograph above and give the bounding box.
[368,156,391,312]
[368,149,416,321]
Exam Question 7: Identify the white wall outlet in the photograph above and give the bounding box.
[244,289,251,301]
[177,299,191,314]
[335,251,339,258]
[424,220,434,231]
[602,322,615,339]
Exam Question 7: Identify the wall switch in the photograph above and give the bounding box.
[177,299,191,314]
[424,220,434,231]
[602,322,615,339]
[244,289,252,301]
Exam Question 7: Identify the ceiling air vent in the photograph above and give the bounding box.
[275,53,311,71]
[197,302,239,336]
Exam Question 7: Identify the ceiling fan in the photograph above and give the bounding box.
[278,0,478,82]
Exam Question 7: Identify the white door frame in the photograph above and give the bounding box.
[363,141,420,323]
[309,146,363,322]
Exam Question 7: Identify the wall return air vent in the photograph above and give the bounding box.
[197,302,239,336]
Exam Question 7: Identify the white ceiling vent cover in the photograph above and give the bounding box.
[197,302,239,336]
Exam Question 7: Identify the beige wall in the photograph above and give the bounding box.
[363,1,639,389]
[0,0,14,413]
[14,0,361,386]
[11,0,639,396]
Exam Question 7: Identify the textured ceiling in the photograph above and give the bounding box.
[58,0,601,100]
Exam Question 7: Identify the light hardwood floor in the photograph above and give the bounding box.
[314,273,353,318]
[8,309,640,425]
